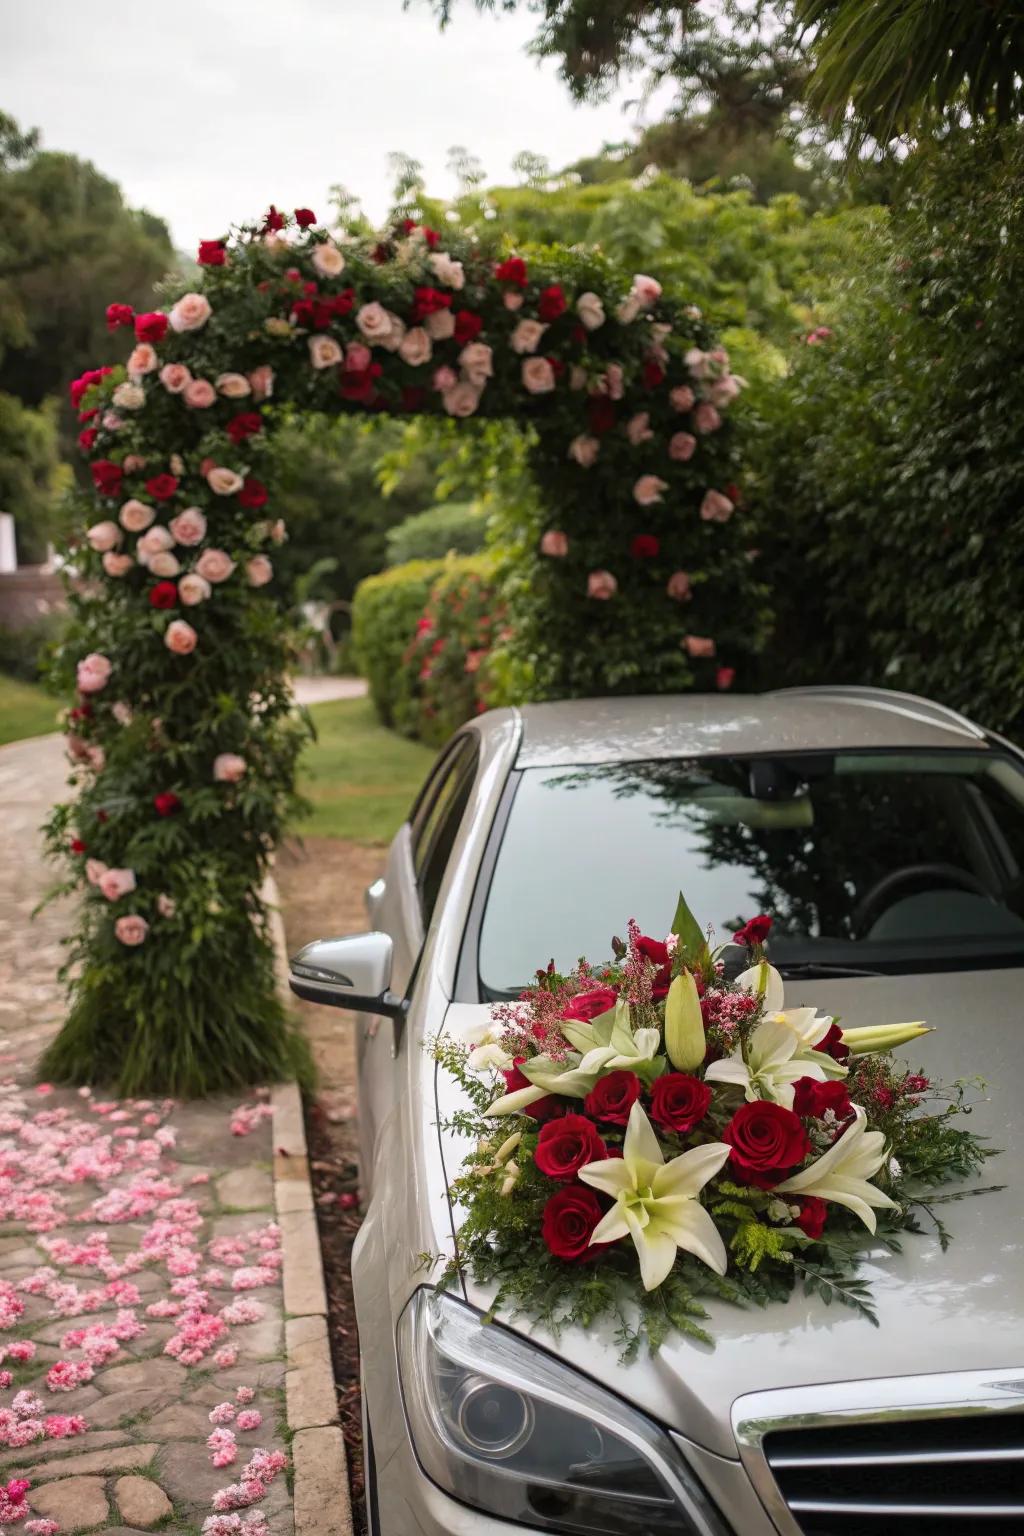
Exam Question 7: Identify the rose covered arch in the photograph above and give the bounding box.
[43,206,764,1094]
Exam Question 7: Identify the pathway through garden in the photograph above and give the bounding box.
[0,732,297,1534]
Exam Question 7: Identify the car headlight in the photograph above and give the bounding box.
[396,1288,725,1535]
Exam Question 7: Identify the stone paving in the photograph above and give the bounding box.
[0,735,297,1534]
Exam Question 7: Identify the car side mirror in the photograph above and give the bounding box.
[288,932,408,1019]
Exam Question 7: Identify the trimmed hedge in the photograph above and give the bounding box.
[385,501,485,566]
[400,558,501,747]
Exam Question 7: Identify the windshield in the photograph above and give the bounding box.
[476,749,1024,996]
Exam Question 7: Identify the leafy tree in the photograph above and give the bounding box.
[0,392,68,562]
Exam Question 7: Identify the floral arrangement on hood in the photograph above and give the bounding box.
[436,896,995,1354]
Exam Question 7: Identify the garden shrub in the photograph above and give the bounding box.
[399,556,500,746]
[385,500,485,565]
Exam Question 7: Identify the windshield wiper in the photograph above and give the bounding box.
[775,962,887,980]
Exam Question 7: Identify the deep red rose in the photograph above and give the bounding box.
[422,226,441,249]
[91,460,123,496]
[572,323,586,345]
[70,366,113,409]
[541,1186,606,1261]
[399,218,416,236]
[560,985,617,1023]
[238,477,268,509]
[538,285,567,321]
[650,1073,712,1134]
[635,935,672,997]
[70,838,87,855]
[725,481,743,506]
[796,1196,828,1239]
[68,704,92,723]
[370,242,392,265]
[339,365,381,404]
[149,581,178,611]
[584,1071,641,1126]
[501,1061,562,1122]
[494,256,528,288]
[227,412,263,445]
[290,298,317,328]
[733,915,772,947]
[630,534,660,559]
[904,1074,930,1095]
[815,1022,850,1063]
[198,239,227,266]
[587,395,617,435]
[153,792,181,818]
[134,312,168,343]
[723,1100,810,1189]
[146,475,179,502]
[294,208,316,228]
[453,310,483,346]
[534,1114,605,1182]
[793,1077,852,1121]
[643,359,666,389]
[262,205,285,233]
[412,286,452,320]
[328,289,355,318]
[401,386,427,412]
[105,303,134,331]
[96,809,109,823]
[78,428,98,454]
[78,408,98,423]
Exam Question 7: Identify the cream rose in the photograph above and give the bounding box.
[184,378,217,409]
[127,343,158,376]
[308,335,343,370]
[206,467,244,496]
[669,432,697,462]
[246,555,273,587]
[312,241,345,278]
[159,363,192,394]
[169,508,207,546]
[604,364,625,400]
[178,573,212,606]
[112,382,145,411]
[85,858,108,886]
[685,347,710,379]
[213,753,247,783]
[442,382,481,418]
[165,619,198,655]
[576,292,605,331]
[522,357,555,394]
[378,314,406,354]
[76,653,112,694]
[587,570,618,601]
[87,521,122,553]
[111,701,133,726]
[157,894,177,919]
[102,552,134,578]
[670,385,696,413]
[424,308,455,341]
[568,435,600,468]
[459,342,492,386]
[119,499,155,533]
[148,551,181,578]
[634,475,668,507]
[196,548,235,584]
[569,365,588,392]
[217,372,251,399]
[510,319,547,355]
[616,294,641,324]
[399,328,432,367]
[427,251,465,290]
[169,293,212,333]
[626,412,653,446]
[265,317,292,338]
[98,867,136,902]
[700,489,734,523]
[136,525,174,563]
[114,915,149,946]
[355,302,392,344]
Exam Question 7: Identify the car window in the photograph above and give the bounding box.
[412,737,478,925]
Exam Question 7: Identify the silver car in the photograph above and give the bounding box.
[290,686,1024,1536]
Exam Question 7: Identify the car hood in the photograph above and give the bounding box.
[438,968,1022,1459]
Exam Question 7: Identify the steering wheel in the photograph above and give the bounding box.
[852,862,992,937]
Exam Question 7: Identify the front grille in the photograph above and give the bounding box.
[763,1410,1024,1534]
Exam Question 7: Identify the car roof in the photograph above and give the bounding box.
[501,686,990,768]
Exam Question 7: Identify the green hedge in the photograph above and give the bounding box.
[385,501,485,566]
[399,557,500,747]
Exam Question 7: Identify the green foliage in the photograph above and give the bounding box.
[399,556,500,746]
[351,557,455,727]
[0,392,69,561]
[295,695,435,843]
[385,500,485,565]
[0,672,59,745]
[0,614,63,683]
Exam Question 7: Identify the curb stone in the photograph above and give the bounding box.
[266,874,354,1536]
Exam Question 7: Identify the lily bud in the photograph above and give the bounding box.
[839,1021,932,1055]
[664,970,706,1072]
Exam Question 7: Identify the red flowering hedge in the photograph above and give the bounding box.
[44,207,765,1092]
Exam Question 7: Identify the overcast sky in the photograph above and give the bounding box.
[1,0,663,251]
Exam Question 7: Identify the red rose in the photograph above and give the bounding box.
[70,838,87,855]
[370,242,392,265]
[534,1114,605,1182]
[723,1100,810,1189]
[643,359,666,389]
[587,395,617,435]
[453,310,483,346]
[78,428,98,454]
[328,289,355,318]
[198,239,227,266]
[795,1196,828,1240]
[733,915,772,947]
[339,366,381,404]
[538,285,567,321]
[238,477,268,509]
[560,985,617,1023]
[541,1186,607,1261]
[91,460,122,497]
[792,1077,852,1121]
[649,1073,712,1134]
[227,413,263,445]
[630,534,660,559]
[262,205,285,233]
[412,286,452,321]
[149,581,178,610]
[105,303,134,331]
[635,935,672,997]
[494,256,527,288]
[500,1061,562,1122]
[70,366,113,409]
[146,475,179,502]
[153,792,181,818]
[584,1071,641,1126]
[294,208,316,228]
[134,312,168,343]
[716,666,737,692]
[815,1023,850,1063]
[422,226,441,249]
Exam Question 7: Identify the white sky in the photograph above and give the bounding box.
[0,0,664,251]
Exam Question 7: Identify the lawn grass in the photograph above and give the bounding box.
[295,695,436,843]
[0,674,60,747]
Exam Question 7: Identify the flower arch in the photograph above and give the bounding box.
[44,207,762,1094]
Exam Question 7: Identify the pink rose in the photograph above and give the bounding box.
[103,412,124,431]
[127,344,158,376]
[427,251,464,289]
[213,753,247,783]
[616,294,642,324]
[355,302,392,343]
[149,551,181,577]
[85,858,108,886]
[377,313,406,353]
[587,570,618,600]
[102,552,134,577]
[667,570,692,602]
[708,374,742,407]
[685,347,710,379]
[98,867,136,902]
[670,385,696,412]
[248,365,274,401]
[575,292,605,331]
[458,342,492,386]
[700,489,734,523]
[114,915,149,946]
[503,291,523,311]
[196,548,235,584]
[136,525,174,563]
[169,293,212,333]
[86,521,122,553]
[634,475,668,507]
[184,378,217,409]
[626,412,653,445]
[246,555,273,587]
[159,363,192,394]
[311,242,345,278]
[309,335,343,370]
[76,653,112,694]
[510,319,547,355]
[178,573,212,606]
[157,893,177,919]
[632,273,662,308]
[669,431,697,461]
[602,364,624,400]
[165,619,198,655]
[693,402,722,434]
[123,454,146,472]
[424,308,456,341]
[432,366,458,392]
[684,634,717,658]
[119,499,155,533]
[345,342,372,373]
[206,467,244,496]
[522,357,555,394]
[442,382,481,418]
[540,531,569,557]
[399,328,432,367]
[217,373,251,398]
[569,365,587,391]
[568,434,600,468]
[169,507,207,546]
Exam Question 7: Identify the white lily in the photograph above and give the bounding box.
[776,1107,900,1233]
[578,1101,730,1290]
[559,999,663,1079]
[735,962,848,1081]
[484,1052,601,1116]
[704,1018,833,1108]
[457,1016,514,1075]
